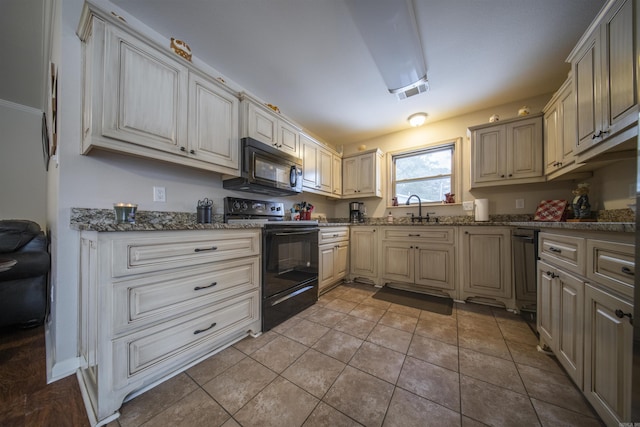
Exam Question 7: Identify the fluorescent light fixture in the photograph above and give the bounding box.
[346,0,428,99]
[408,112,427,127]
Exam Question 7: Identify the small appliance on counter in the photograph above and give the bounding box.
[349,202,366,223]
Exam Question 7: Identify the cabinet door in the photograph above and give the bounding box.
[278,121,299,157]
[415,245,455,291]
[556,270,584,388]
[472,126,505,183]
[357,153,376,194]
[247,102,277,145]
[460,228,511,299]
[318,149,333,193]
[335,243,349,280]
[381,241,413,283]
[537,261,557,349]
[350,227,378,278]
[188,73,239,170]
[319,244,336,293]
[332,154,342,197]
[342,156,359,195]
[301,138,319,189]
[574,35,600,153]
[584,284,633,426]
[601,0,636,136]
[559,83,576,167]
[544,103,560,174]
[506,117,542,180]
[103,25,188,152]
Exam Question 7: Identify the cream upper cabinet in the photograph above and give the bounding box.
[301,133,336,197]
[381,227,456,298]
[543,76,577,178]
[469,114,544,188]
[349,226,379,284]
[78,8,241,175]
[240,96,300,157]
[459,227,513,307]
[188,72,239,169]
[568,0,637,162]
[332,154,342,197]
[342,149,383,198]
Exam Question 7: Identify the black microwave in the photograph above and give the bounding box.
[223,137,303,196]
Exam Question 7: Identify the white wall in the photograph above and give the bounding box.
[0,100,47,226]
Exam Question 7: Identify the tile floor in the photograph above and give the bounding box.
[107,283,604,427]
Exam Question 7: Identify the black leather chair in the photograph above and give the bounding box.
[0,220,50,327]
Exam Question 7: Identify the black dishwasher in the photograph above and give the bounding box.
[512,228,539,322]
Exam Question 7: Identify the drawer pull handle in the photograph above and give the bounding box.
[194,246,218,252]
[194,322,217,334]
[194,282,217,291]
[548,247,562,253]
[621,266,634,276]
[408,234,421,237]
[614,310,633,325]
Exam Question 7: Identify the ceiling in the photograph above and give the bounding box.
[111,0,605,145]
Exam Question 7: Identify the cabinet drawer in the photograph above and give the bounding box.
[111,230,260,277]
[539,232,585,274]
[587,239,635,298]
[113,291,259,387]
[382,227,454,244]
[319,227,349,244]
[112,257,260,335]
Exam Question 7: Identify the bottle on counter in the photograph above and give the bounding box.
[387,212,393,223]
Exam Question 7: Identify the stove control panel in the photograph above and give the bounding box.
[224,197,285,220]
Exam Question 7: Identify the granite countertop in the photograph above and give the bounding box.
[71,208,635,233]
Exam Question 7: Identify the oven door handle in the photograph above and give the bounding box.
[270,285,315,306]
[273,230,317,236]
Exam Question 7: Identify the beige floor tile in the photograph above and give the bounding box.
[530,398,604,427]
[414,316,458,345]
[250,335,308,373]
[186,346,246,385]
[271,314,303,334]
[348,304,386,322]
[458,327,511,360]
[282,318,330,346]
[507,341,564,374]
[338,288,374,304]
[139,388,230,427]
[367,324,413,354]
[397,356,460,411]
[408,334,459,372]
[498,321,539,346]
[517,363,597,416]
[458,348,526,394]
[461,416,489,427]
[359,296,392,310]
[323,366,394,427]
[312,330,363,363]
[297,304,322,319]
[281,349,346,398]
[383,387,461,427]
[233,330,278,355]
[305,307,348,327]
[379,311,418,333]
[118,373,199,427]
[460,375,540,427]
[233,377,318,427]
[387,303,421,318]
[457,316,502,338]
[419,308,457,322]
[324,298,360,314]
[349,341,405,384]
[302,402,362,427]
[202,357,277,414]
[333,314,376,340]
[221,418,241,427]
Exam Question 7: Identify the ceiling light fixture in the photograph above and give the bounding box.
[408,112,428,127]
[346,0,428,100]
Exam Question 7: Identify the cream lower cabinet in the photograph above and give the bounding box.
[318,227,349,294]
[459,227,513,308]
[77,229,261,426]
[349,226,379,285]
[381,227,456,298]
[537,260,584,387]
[537,229,634,426]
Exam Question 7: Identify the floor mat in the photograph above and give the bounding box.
[372,286,453,315]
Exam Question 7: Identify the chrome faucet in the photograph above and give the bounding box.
[406,194,423,223]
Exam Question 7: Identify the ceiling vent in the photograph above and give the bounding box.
[395,80,429,101]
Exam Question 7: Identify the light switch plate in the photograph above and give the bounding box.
[462,201,474,211]
[153,186,166,202]
[515,198,525,209]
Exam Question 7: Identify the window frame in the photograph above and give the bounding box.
[386,137,462,208]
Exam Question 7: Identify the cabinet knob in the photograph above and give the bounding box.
[501,175,505,178]
[508,174,513,177]
[621,266,634,276]
[614,309,633,325]
[190,149,196,155]
[180,146,187,152]
[545,271,558,278]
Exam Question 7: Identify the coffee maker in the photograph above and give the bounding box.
[349,202,360,223]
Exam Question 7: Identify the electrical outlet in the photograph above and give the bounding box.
[153,186,166,202]
[515,198,525,209]
[462,201,474,211]
[629,183,636,198]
